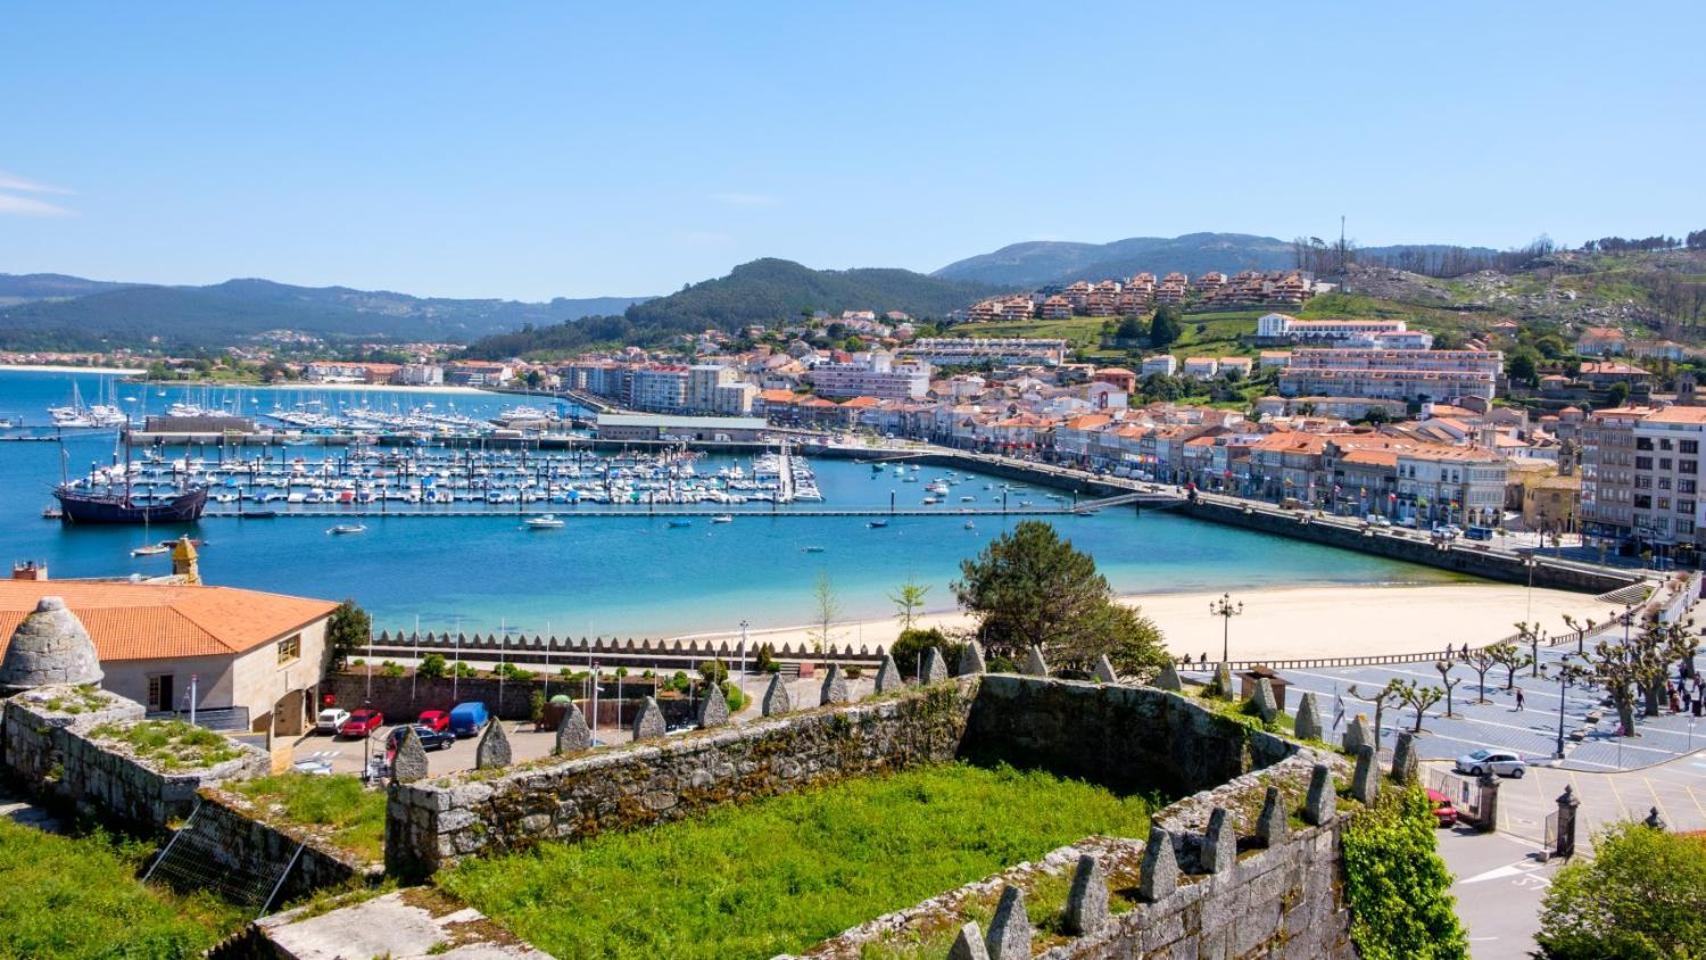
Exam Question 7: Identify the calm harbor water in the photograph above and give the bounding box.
[0,369,1456,638]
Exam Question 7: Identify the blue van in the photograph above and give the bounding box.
[1465,526,1495,541]
[448,701,489,737]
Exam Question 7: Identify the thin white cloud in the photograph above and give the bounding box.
[0,193,74,217]
[709,191,780,207]
[0,170,74,195]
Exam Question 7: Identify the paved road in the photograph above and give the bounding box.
[1232,635,1706,773]
[1432,748,1706,960]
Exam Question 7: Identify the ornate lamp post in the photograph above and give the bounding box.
[1210,592,1244,663]
[1541,655,1579,760]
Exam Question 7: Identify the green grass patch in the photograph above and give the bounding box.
[88,718,246,772]
[231,773,387,861]
[39,683,110,716]
[0,817,245,959]
[441,761,1159,960]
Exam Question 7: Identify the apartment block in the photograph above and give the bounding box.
[1583,405,1706,551]
[1279,348,1503,403]
[806,353,931,400]
[903,338,1068,367]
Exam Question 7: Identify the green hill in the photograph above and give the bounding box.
[461,258,1000,359]
[0,275,649,351]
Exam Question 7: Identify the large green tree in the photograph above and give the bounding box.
[325,599,372,671]
[1341,788,1469,960]
[1148,305,1182,348]
[1537,821,1706,959]
[952,521,1166,674]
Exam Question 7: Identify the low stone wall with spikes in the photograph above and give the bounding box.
[384,679,976,880]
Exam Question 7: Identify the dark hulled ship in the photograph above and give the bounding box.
[54,483,208,524]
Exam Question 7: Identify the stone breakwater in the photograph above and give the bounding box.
[0,685,267,829]
[385,682,975,879]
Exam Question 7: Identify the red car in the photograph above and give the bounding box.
[417,709,451,733]
[1427,789,1459,828]
[338,708,385,738]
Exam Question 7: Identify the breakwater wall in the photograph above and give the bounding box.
[1177,497,1638,593]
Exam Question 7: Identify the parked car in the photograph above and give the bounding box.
[338,708,385,739]
[1426,788,1459,827]
[1365,514,1392,527]
[448,701,490,737]
[315,708,350,734]
[386,724,455,752]
[1464,526,1494,541]
[1455,749,1526,778]
[417,709,451,732]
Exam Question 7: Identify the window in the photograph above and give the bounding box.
[1637,456,1653,470]
[1660,498,1671,510]
[278,634,301,665]
[1660,477,1672,490]
[1683,440,1698,455]
[1681,500,1696,516]
[1662,439,1674,451]
[1635,476,1653,489]
[1637,437,1654,451]
[1661,459,1673,470]
[1681,520,1697,536]
[1684,460,1698,475]
[1683,480,1698,494]
[1635,494,1653,509]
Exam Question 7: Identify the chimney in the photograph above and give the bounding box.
[11,561,47,581]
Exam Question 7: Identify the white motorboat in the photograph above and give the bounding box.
[525,514,565,529]
[710,514,734,524]
[326,524,366,536]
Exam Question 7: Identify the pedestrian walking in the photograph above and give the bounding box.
[1515,687,1525,712]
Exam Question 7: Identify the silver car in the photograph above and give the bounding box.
[1455,749,1526,778]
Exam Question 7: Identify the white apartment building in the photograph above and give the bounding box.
[1182,357,1220,381]
[1256,313,1411,342]
[1394,448,1508,526]
[396,363,445,386]
[903,338,1068,367]
[1140,355,1178,377]
[807,353,931,400]
[1279,348,1503,403]
[1584,405,1706,550]
[629,366,690,411]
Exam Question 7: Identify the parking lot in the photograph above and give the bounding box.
[1257,637,1706,773]
[293,674,877,778]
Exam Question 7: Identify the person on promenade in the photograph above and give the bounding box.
[1515,687,1525,712]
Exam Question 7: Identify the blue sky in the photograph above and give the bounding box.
[2,2,1701,300]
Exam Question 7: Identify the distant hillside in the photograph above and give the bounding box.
[935,232,1500,286]
[0,274,650,351]
[0,272,140,306]
[462,258,1002,359]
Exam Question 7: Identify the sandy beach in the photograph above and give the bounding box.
[0,364,147,375]
[674,582,1608,663]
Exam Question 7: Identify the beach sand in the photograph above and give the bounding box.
[674,582,1606,663]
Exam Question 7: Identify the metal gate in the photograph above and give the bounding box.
[1429,768,1487,823]
[143,800,304,915]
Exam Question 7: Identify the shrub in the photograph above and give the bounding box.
[529,690,546,724]
[844,666,863,680]
[1537,821,1706,959]
[380,660,405,679]
[452,661,479,679]
[417,653,447,680]
[697,659,728,686]
[889,627,961,679]
[754,643,777,673]
[1341,787,1468,960]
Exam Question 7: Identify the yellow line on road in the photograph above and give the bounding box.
[1686,784,1706,823]
[1606,774,1629,818]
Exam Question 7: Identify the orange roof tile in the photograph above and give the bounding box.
[0,580,338,662]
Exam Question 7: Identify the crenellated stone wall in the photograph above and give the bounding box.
[386,681,976,880]
[961,674,1297,795]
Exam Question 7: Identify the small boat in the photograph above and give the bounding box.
[130,544,170,557]
[964,521,976,530]
[710,514,734,524]
[525,514,565,529]
[802,545,826,553]
[669,519,693,528]
[239,509,278,519]
[868,520,889,528]
[326,524,366,536]
[41,505,62,520]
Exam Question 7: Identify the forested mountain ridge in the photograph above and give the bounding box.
[0,274,649,351]
[460,258,1001,359]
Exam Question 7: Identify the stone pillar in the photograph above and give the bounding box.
[1351,745,1379,805]
[1294,691,1323,741]
[820,664,850,705]
[1252,678,1279,723]
[955,642,986,676]
[873,655,904,693]
[1092,655,1118,684]
[761,674,792,716]
[1474,772,1499,833]
[632,696,666,740]
[1023,646,1049,677]
[554,702,591,754]
[1154,662,1183,692]
[392,726,429,783]
[1202,807,1237,875]
[1063,853,1108,936]
[1139,825,1179,901]
[475,719,511,770]
[948,922,991,960]
[1304,763,1336,826]
[696,684,730,728]
[921,647,948,684]
[1256,785,1286,847]
[1554,785,1579,859]
[984,886,1031,960]
[1390,730,1419,785]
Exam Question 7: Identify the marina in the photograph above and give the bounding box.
[0,369,1485,640]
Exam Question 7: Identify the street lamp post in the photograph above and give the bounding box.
[1543,655,1574,760]
[738,619,750,698]
[1210,593,1244,663]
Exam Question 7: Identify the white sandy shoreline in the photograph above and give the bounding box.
[670,582,1606,663]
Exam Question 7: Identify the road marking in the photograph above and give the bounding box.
[1606,775,1629,818]
[1686,784,1706,823]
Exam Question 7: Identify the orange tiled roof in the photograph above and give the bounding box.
[1645,406,1706,424]
[0,580,338,662]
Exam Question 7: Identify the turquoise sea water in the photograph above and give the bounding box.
[0,369,1453,638]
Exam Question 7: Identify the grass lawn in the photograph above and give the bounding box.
[88,718,247,772]
[0,817,245,960]
[231,773,387,861]
[441,761,1159,960]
